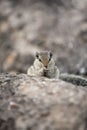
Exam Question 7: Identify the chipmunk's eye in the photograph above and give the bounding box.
[49,57,51,62]
[39,58,42,62]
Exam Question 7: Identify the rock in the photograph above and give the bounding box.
[0,73,87,130]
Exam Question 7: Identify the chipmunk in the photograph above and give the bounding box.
[27,51,59,78]
[27,51,87,86]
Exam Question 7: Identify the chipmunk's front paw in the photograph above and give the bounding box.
[39,67,48,77]
[38,68,45,76]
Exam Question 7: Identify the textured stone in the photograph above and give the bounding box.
[0,73,87,130]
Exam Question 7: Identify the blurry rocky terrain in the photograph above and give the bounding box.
[0,0,87,75]
[0,73,87,130]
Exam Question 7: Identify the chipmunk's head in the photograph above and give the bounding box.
[35,51,53,68]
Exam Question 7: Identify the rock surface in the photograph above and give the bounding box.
[0,73,87,130]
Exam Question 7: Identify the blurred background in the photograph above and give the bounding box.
[0,0,87,76]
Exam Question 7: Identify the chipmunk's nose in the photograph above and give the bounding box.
[45,65,47,68]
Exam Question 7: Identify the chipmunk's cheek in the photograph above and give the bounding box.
[48,62,51,68]
[38,62,44,68]
[48,61,54,69]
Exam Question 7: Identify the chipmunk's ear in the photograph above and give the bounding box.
[35,52,39,58]
[49,52,53,61]
[49,52,53,58]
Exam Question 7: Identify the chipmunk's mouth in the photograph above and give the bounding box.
[43,69,49,77]
[44,71,47,76]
